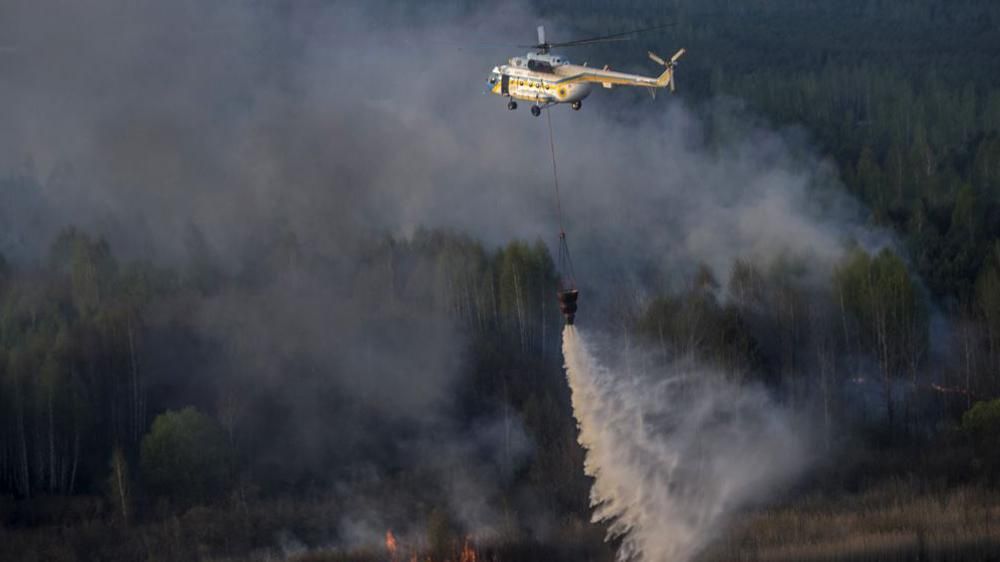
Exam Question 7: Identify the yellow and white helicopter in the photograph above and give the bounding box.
[488,25,685,116]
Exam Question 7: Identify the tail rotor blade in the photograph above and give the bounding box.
[648,51,667,66]
[671,48,686,63]
[537,25,546,46]
[670,72,676,93]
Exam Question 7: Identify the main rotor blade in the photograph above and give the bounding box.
[549,23,674,48]
[549,36,634,48]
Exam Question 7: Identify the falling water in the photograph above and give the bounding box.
[562,326,807,562]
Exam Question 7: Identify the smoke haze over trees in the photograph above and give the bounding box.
[1,0,1000,561]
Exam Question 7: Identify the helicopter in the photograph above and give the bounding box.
[487,25,685,116]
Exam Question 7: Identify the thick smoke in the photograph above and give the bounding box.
[562,327,809,562]
[0,1,872,278]
[2,0,867,549]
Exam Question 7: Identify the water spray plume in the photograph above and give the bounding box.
[561,327,808,562]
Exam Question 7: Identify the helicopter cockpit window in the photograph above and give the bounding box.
[527,59,553,73]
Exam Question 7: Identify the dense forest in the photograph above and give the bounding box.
[3,1,1000,561]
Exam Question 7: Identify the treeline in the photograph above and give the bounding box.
[632,248,934,439]
[3,225,1000,559]
[562,0,1000,303]
[530,0,1000,420]
[0,227,594,526]
[0,230,162,498]
[528,0,1000,304]
[722,63,1000,306]
[3,222,993,507]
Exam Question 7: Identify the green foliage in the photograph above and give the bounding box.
[962,399,1000,475]
[49,227,118,318]
[140,407,231,504]
[542,0,1000,303]
[495,239,558,352]
[834,248,928,375]
[637,264,764,380]
[962,399,1000,439]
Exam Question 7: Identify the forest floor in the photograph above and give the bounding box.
[700,480,1000,562]
[6,479,1000,561]
[0,492,609,562]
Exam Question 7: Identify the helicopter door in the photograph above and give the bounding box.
[501,74,510,95]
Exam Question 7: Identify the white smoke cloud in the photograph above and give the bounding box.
[563,327,809,562]
[0,0,870,552]
[0,0,875,286]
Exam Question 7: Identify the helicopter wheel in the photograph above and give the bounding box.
[507,100,517,111]
[531,105,541,117]
[571,101,582,111]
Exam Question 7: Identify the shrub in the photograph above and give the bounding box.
[140,407,231,505]
[962,399,1000,438]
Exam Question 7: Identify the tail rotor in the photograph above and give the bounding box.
[649,48,685,93]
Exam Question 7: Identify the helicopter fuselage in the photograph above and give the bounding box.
[487,49,681,114]
[488,53,593,107]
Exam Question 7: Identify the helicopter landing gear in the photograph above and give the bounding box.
[507,100,517,110]
[531,105,542,117]
[571,101,582,111]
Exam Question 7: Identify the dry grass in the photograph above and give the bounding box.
[0,493,610,562]
[700,481,1000,561]
[10,480,1000,562]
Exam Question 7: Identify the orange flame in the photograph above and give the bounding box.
[386,530,398,558]
[459,537,477,562]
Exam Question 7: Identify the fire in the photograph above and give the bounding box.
[459,537,477,562]
[385,528,481,562]
[386,530,398,558]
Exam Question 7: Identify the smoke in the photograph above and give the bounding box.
[0,0,875,550]
[562,327,809,562]
[0,0,876,280]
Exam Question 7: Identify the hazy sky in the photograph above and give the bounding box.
[1,0,877,288]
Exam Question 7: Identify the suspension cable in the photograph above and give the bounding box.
[545,109,576,289]
[546,108,565,236]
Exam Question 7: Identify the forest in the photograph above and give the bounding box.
[3,0,1000,561]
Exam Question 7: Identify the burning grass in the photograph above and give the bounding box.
[0,490,610,562]
[378,529,480,562]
